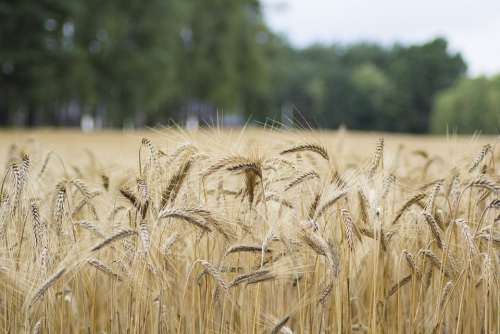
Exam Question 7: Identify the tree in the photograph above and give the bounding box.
[0,1,471,132]
[265,44,341,127]
[266,39,465,132]
[169,0,271,126]
[72,0,188,126]
[348,63,398,130]
[431,75,500,134]
[0,0,79,126]
[387,38,466,132]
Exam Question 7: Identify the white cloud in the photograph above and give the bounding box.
[263,0,500,75]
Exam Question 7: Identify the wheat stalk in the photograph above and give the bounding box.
[88,258,123,281]
[422,212,444,249]
[29,267,66,308]
[285,170,319,191]
[318,280,334,305]
[229,269,271,287]
[340,209,356,251]
[225,244,271,256]
[138,223,151,255]
[386,274,412,298]
[368,138,384,177]
[199,260,228,290]
[469,144,491,173]
[158,208,212,232]
[315,191,347,220]
[270,314,291,334]
[91,228,137,252]
[280,143,329,161]
[392,193,426,225]
[161,159,192,207]
[454,219,477,256]
[32,319,42,334]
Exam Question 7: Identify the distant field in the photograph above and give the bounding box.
[0,128,494,165]
[0,128,498,333]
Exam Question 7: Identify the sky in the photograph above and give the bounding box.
[262,0,500,76]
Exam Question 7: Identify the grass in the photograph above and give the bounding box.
[0,128,498,333]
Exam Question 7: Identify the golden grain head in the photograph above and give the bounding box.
[0,130,497,333]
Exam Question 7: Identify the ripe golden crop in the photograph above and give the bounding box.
[0,129,498,333]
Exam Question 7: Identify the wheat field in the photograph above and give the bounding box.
[0,128,498,333]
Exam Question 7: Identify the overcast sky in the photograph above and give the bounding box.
[262,0,500,75]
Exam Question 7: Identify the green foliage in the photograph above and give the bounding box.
[266,38,466,133]
[179,0,269,120]
[0,0,80,125]
[0,0,267,126]
[387,38,467,132]
[431,76,500,134]
[349,63,397,130]
[75,0,189,126]
[0,1,471,132]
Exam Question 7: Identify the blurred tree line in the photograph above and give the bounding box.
[432,75,500,134]
[0,0,497,133]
